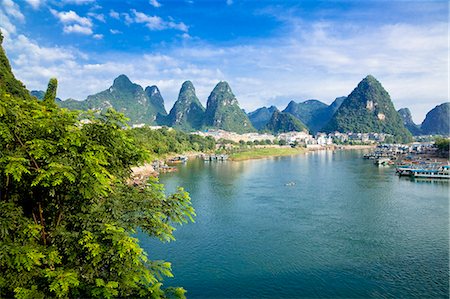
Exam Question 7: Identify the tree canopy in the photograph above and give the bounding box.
[0,31,195,297]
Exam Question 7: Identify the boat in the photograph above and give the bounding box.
[167,156,188,165]
[375,157,393,166]
[410,166,450,179]
[395,165,419,176]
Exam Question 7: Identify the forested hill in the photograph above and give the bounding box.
[420,102,450,135]
[59,74,167,125]
[323,75,412,142]
[264,110,308,134]
[161,80,205,131]
[204,81,255,133]
[398,108,422,136]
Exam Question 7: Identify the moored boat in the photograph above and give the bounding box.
[167,156,188,165]
[411,165,450,179]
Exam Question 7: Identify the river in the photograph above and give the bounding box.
[139,150,449,298]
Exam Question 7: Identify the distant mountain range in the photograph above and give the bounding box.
[396,103,450,136]
[34,75,255,133]
[29,73,448,137]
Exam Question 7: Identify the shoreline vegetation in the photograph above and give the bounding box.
[229,146,308,161]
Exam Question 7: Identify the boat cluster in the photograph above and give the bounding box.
[364,144,449,179]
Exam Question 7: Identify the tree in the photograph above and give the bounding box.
[0,88,195,297]
[434,137,450,156]
[42,78,58,107]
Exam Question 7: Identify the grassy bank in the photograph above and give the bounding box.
[229,146,308,161]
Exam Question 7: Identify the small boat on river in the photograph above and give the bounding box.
[167,156,188,165]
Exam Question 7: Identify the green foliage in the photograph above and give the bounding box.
[434,137,450,154]
[228,146,306,161]
[162,81,205,131]
[281,97,345,133]
[398,107,422,136]
[43,78,58,107]
[128,126,215,157]
[59,74,167,125]
[323,75,412,143]
[204,81,256,133]
[247,106,278,130]
[264,110,308,134]
[0,79,194,297]
[421,102,450,135]
[0,32,30,100]
[278,139,287,146]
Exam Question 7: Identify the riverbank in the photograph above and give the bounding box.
[229,146,308,161]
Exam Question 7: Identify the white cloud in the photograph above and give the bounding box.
[3,19,446,124]
[130,9,188,32]
[50,9,95,35]
[180,33,191,39]
[63,24,93,35]
[50,9,92,26]
[92,33,103,39]
[25,0,43,9]
[2,0,25,21]
[149,0,161,8]
[109,10,120,19]
[62,0,95,4]
[121,12,133,25]
[87,12,105,22]
[109,29,122,35]
[0,10,17,34]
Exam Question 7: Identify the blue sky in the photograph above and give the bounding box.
[1,0,448,123]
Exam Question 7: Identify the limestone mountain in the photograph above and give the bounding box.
[264,110,308,134]
[145,85,167,117]
[204,81,255,133]
[248,105,278,130]
[162,81,205,131]
[283,99,328,133]
[323,75,412,142]
[398,108,421,136]
[0,32,30,99]
[421,102,450,135]
[59,75,166,125]
[282,97,345,133]
[328,96,346,115]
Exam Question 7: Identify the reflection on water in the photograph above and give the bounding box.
[140,150,449,298]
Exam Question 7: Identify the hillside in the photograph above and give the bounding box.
[162,80,205,131]
[204,81,255,133]
[248,105,278,130]
[323,75,412,142]
[282,97,345,133]
[59,75,167,125]
[421,102,450,135]
[398,108,422,136]
[264,110,308,134]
